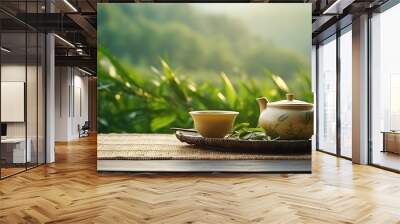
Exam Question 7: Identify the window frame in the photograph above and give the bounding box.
[315,24,352,160]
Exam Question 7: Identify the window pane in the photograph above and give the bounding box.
[27,30,38,169]
[318,37,337,154]
[371,4,400,171]
[340,29,352,158]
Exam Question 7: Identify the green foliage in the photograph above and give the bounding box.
[98,46,313,134]
[220,72,237,108]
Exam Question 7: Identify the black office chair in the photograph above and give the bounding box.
[79,121,90,138]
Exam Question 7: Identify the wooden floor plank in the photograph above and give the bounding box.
[0,135,399,223]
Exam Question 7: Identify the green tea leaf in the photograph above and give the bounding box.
[161,59,189,104]
[233,122,250,132]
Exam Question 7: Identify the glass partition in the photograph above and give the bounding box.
[1,28,28,178]
[317,36,337,154]
[27,30,38,169]
[0,1,46,179]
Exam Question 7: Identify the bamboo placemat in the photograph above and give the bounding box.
[97,134,311,160]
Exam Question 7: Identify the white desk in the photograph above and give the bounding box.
[1,138,31,163]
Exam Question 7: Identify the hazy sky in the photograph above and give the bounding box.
[192,4,311,57]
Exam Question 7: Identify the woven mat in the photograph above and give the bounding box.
[98,134,311,160]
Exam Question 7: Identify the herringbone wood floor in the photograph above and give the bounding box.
[1,135,400,224]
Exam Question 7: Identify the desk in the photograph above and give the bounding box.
[1,138,31,163]
[382,131,400,154]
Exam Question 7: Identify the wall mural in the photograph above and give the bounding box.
[97,3,313,173]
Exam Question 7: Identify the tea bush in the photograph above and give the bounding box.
[98,46,313,133]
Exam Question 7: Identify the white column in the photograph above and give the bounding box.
[352,14,369,164]
[46,33,55,163]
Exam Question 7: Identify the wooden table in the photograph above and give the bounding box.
[97,134,311,173]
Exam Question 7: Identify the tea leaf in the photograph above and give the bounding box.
[233,122,250,132]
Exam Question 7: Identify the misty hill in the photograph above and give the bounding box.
[98,4,310,81]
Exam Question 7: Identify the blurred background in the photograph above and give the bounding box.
[97,3,312,133]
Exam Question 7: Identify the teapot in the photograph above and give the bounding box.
[257,93,313,140]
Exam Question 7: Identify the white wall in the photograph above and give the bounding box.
[1,65,26,81]
[55,67,89,141]
[55,67,69,141]
[72,73,89,138]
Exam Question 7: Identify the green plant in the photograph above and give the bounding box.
[98,45,313,134]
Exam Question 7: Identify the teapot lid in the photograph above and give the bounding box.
[268,93,313,110]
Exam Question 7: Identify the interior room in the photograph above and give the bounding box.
[0,0,97,179]
[0,0,400,223]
